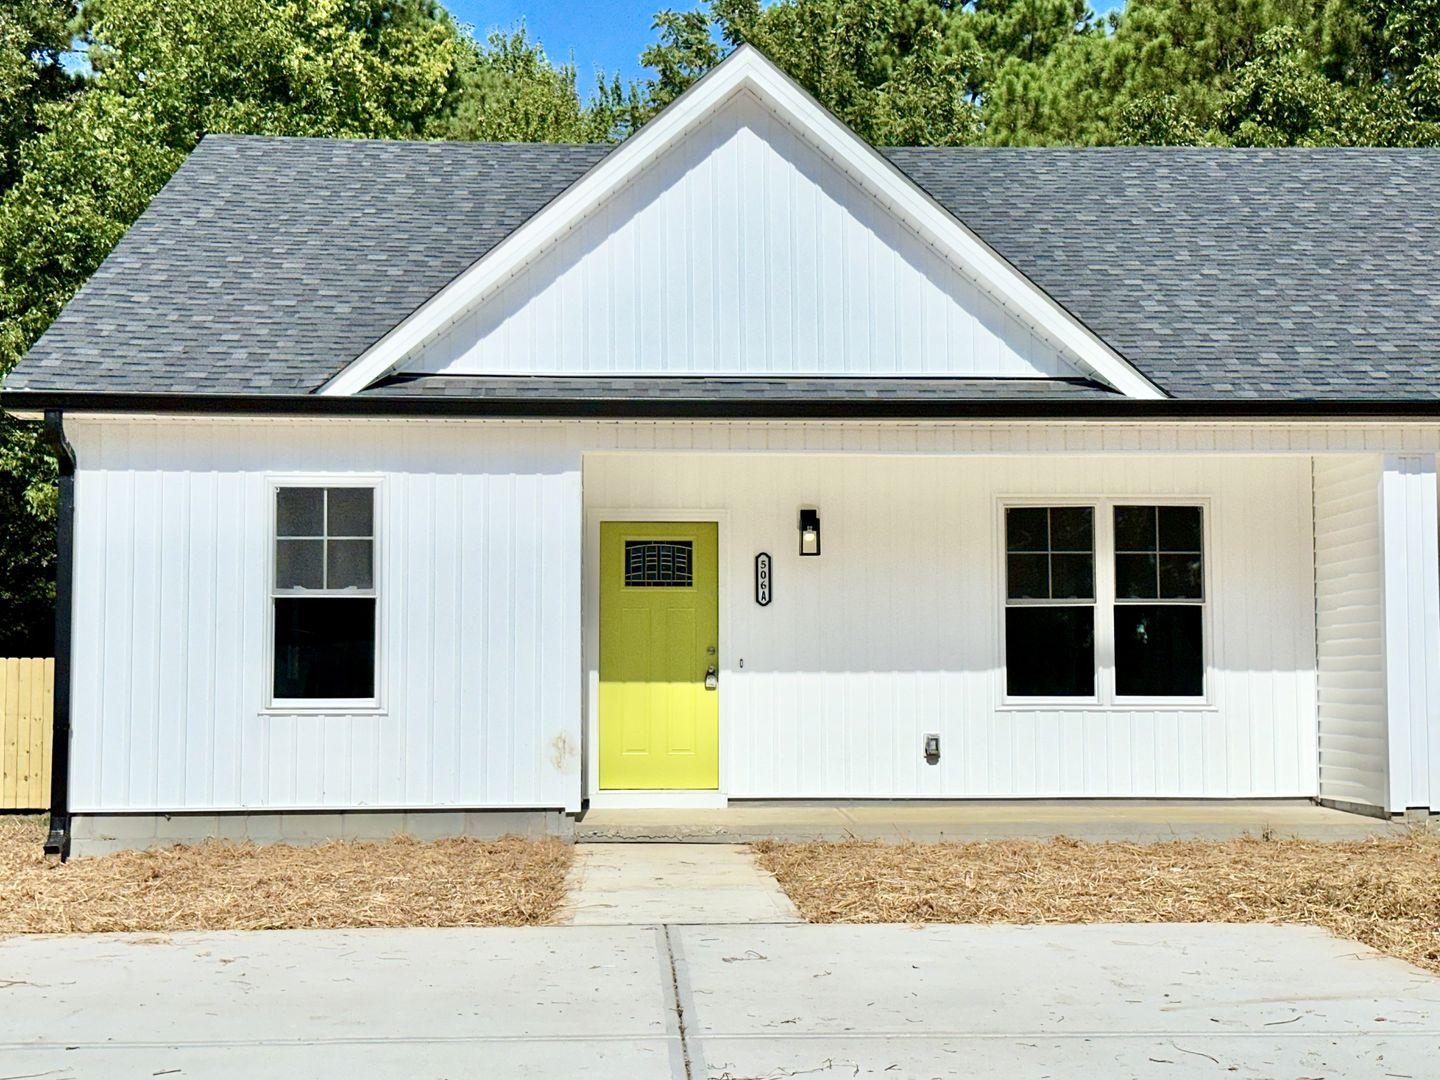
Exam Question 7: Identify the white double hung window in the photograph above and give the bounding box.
[270,484,378,707]
[1003,506,1096,698]
[1112,505,1205,699]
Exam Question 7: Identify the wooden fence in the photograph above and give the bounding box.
[1,658,53,810]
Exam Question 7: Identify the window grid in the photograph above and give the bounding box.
[1114,505,1204,606]
[1004,506,1095,606]
[624,540,694,588]
[274,487,376,597]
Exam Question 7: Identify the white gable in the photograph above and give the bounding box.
[406,90,1077,379]
[322,46,1160,397]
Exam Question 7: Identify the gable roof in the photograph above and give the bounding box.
[318,47,1159,398]
[5,133,1440,405]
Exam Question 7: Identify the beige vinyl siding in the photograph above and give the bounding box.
[1312,456,1388,810]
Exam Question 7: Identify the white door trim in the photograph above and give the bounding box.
[583,506,732,806]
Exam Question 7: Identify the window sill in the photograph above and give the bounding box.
[1000,696,1101,710]
[261,703,386,717]
[998,699,1217,713]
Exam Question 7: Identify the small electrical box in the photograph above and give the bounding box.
[923,733,941,764]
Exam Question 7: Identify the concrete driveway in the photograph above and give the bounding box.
[1,923,1437,1078]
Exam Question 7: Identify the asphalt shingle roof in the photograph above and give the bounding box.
[6,135,1440,401]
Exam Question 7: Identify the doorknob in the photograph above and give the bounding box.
[704,665,719,690]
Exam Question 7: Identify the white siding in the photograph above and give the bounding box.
[78,414,1440,812]
[406,90,1077,380]
[68,419,583,813]
[1313,456,1388,810]
[585,452,1319,799]
[1380,454,1440,812]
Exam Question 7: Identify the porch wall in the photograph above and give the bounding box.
[66,418,584,813]
[585,452,1319,799]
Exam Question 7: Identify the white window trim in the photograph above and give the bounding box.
[996,496,1216,712]
[263,475,386,715]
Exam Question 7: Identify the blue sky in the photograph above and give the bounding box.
[446,1,1126,88]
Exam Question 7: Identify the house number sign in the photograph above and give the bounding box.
[755,552,772,606]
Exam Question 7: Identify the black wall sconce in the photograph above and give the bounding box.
[799,508,821,556]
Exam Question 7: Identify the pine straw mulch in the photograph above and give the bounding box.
[0,815,572,933]
[753,832,1440,973]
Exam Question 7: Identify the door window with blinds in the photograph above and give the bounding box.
[1002,501,1208,704]
[270,483,378,707]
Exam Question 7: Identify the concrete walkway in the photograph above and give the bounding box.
[1,923,1437,1078]
[564,843,801,924]
[577,797,1402,843]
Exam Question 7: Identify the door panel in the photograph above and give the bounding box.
[599,522,719,790]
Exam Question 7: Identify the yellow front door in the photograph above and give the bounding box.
[599,522,719,790]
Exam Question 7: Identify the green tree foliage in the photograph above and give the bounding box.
[0,0,79,193]
[445,27,620,142]
[630,0,982,144]
[632,0,1440,147]
[0,0,75,653]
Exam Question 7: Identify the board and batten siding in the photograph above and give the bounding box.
[405,90,1077,380]
[1312,456,1388,810]
[585,452,1319,799]
[66,419,583,813]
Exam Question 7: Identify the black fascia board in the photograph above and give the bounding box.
[9,388,1440,421]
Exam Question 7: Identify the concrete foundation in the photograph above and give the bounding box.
[68,809,575,856]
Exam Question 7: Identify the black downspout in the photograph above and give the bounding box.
[43,410,74,860]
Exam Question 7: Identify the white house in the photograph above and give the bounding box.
[7,47,1440,856]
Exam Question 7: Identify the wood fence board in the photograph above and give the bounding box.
[1,658,52,810]
[37,659,53,807]
[2,659,17,807]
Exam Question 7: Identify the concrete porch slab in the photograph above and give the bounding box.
[576,798,1407,843]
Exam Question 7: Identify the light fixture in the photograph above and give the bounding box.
[799,508,821,557]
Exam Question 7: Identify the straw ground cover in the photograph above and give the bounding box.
[0,815,572,932]
[754,833,1440,973]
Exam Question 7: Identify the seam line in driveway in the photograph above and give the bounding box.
[0,1034,684,1049]
[659,1028,1440,1041]
[663,925,696,1080]
[659,924,693,1080]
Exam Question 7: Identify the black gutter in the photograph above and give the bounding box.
[10,389,1440,420]
[42,411,75,860]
